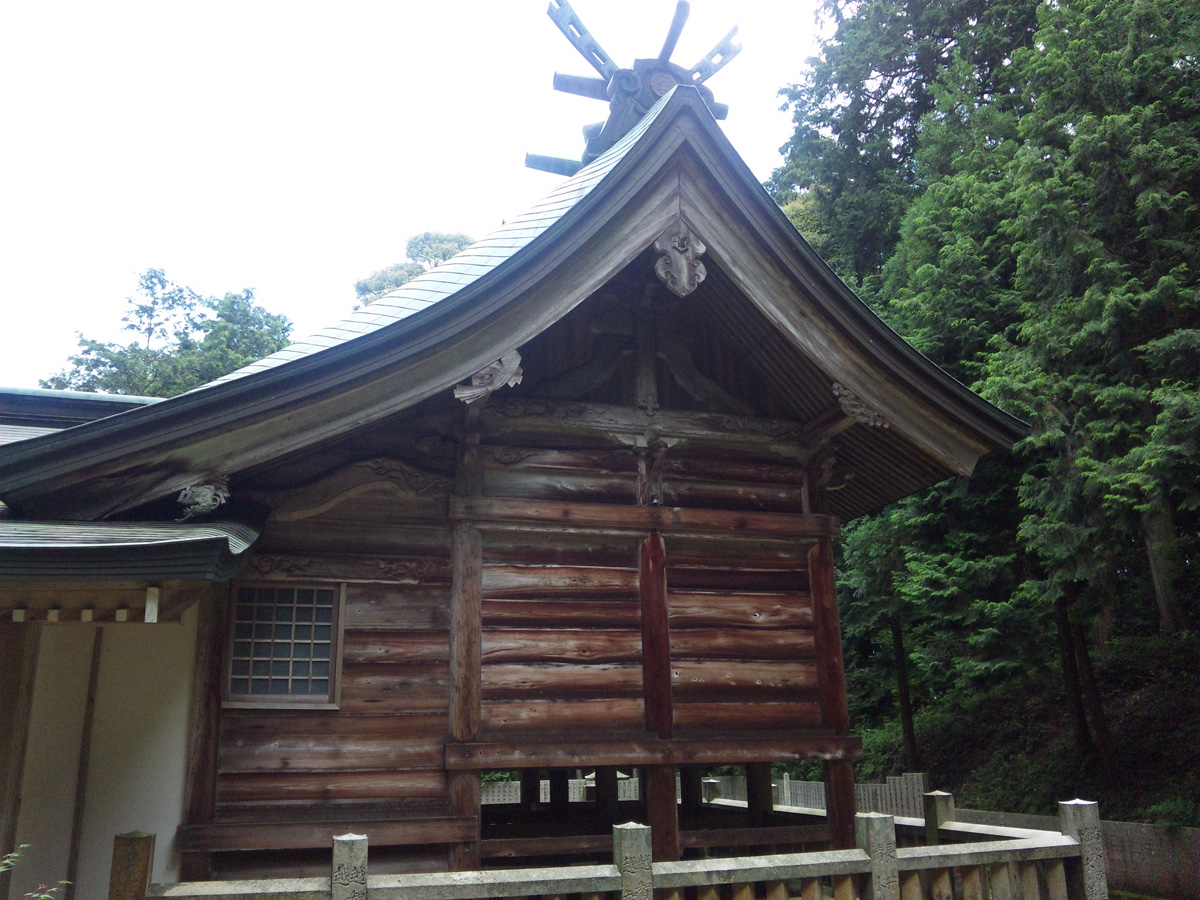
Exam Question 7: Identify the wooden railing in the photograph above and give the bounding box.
[108,796,1109,900]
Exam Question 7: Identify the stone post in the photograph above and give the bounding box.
[855,812,900,900]
[332,833,368,900]
[613,822,653,900]
[923,791,955,846]
[1059,800,1109,900]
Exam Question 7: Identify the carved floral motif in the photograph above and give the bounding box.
[832,382,890,428]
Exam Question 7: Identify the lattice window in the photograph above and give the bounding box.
[226,584,344,707]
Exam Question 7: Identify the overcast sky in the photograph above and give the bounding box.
[0,0,822,389]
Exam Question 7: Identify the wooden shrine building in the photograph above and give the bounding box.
[0,59,1025,896]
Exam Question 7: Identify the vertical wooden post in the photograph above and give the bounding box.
[448,521,483,870]
[640,530,672,738]
[646,765,680,861]
[639,529,679,860]
[520,768,541,810]
[679,766,703,813]
[331,833,368,900]
[0,622,40,900]
[856,813,900,900]
[1059,800,1109,900]
[746,762,774,827]
[65,627,104,900]
[809,533,855,849]
[596,766,619,822]
[549,769,570,813]
[107,832,154,900]
[923,790,955,846]
[180,587,226,881]
[613,822,653,900]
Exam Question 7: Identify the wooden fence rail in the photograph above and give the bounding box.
[109,796,1109,900]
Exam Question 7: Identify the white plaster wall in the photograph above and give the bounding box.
[74,606,197,900]
[10,627,94,900]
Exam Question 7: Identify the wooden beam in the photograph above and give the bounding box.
[481,833,613,859]
[450,497,839,539]
[177,815,478,851]
[640,531,672,738]
[679,766,703,813]
[746,762,774,828]
[445,735,862,769]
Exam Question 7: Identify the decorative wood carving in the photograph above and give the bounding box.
[177,477,229,521]
[246,553,450,584]
[255,458,450,522]
[832,382,889,428]
[654,223,707,297]
[454,351,524,404]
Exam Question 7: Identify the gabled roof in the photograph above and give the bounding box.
[0,87,1025,522]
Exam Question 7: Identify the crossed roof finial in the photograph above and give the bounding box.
[527,0,741,176]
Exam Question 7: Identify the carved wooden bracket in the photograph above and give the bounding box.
[177,477,229,521]
[653,223,707,297]
[832,382,889,428]
[454,351,524,404]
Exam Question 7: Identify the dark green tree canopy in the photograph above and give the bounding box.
[42,269,292,398]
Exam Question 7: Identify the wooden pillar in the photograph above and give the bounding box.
[640,530,672,738]
[810,533,856,849]
[679,766,703,814]
[0,622,40,900]
[596,766,619,822]
[746,762,774,827]
[448,521,483,870]
[520,768,541,810]
[549,769,570,813]
[65,628,103,900]
[639,529,678,860]
[180,587,226,881]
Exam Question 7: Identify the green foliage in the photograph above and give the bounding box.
[355,231,474,305]
[1,846,69,900]
[405,231,473,268]
[354,262,425,304]
[780,0,1200,817]
[41,269,292,398]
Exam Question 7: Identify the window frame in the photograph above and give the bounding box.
[223,581,347,710]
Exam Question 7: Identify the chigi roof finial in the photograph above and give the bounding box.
[527,1,741,176]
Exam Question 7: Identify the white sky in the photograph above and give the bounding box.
[0,0,822,389]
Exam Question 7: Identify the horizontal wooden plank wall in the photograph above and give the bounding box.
[210,467,456,873]
[479,526,645,737]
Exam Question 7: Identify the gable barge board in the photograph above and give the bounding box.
[0,107,693,519]
[0,91,1023,522]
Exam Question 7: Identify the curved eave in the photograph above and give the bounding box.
[0,519,260,581]
[0,87,1025,521]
